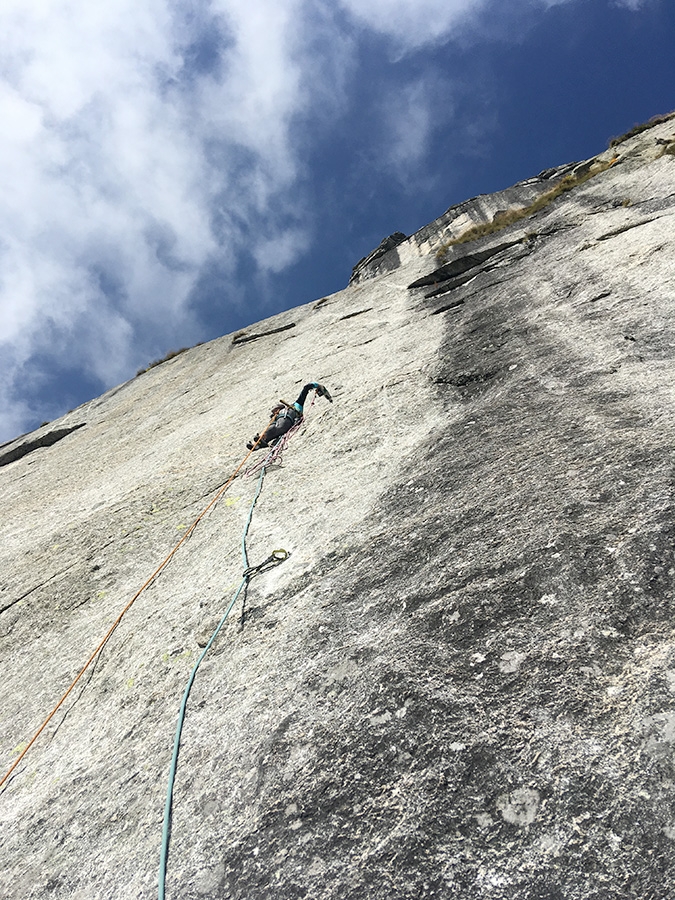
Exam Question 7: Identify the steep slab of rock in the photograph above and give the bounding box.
[1,119,675,900]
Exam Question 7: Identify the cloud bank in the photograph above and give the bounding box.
[0,0,347,437]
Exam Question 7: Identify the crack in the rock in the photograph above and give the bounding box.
[0,424,87,468]
[340,308,373,321]
[424,270,483,299]
[232,323,296,345]
[421,243,532,300]
[596,217,661,242]
[407,238,525,290]
[1,563,79,615]
[432,299,465,315]
[426,267,530,311]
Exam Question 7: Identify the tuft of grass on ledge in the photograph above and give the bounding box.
[435,157,617,260]
[608,111,675,148]
[136,347,190,377]
[657,140,675,159]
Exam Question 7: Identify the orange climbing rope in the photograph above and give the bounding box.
[0,433,268,792]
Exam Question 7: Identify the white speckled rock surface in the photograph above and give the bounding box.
[2,119,675,900]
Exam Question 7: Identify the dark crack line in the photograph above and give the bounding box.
[1,562,79,615]
[425,268,529,309]
[340,308,373,321]
[596,217,662,242]
[424,269,486,299]
[0,423,87,468]
[432,299,465,315]
[48,642,107,744]
[232,323,296,345]
[420,245,535,300]
[408,238,526,290]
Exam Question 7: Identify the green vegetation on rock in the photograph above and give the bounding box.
[436,156,618,259]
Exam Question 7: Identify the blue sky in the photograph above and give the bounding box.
[0,0,673,442]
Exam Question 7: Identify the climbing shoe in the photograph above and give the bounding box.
[247,436,269,451]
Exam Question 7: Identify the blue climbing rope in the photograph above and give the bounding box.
[158,463,277,900]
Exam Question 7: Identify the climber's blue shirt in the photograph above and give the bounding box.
[291,382,319,415]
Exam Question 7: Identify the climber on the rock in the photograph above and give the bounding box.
[246,382,333,451]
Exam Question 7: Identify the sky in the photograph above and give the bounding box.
[0,0,673,443]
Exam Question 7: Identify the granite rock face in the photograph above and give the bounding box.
[2,120,675,900]
[349,231,408,284]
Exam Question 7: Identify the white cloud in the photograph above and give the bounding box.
[253,227,311,274]
[337,0,489,48]
[0,0,652,442]
[379,75,458,180]
[385,81,435,169]
[0,394,31,445]
[0,0,345,440]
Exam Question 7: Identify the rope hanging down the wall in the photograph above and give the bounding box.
[158,394,322,895]
[158,463,287,900]
[0,416,279,793]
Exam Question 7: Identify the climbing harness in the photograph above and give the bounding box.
[244,393,316,478]
[158,464,286,900]
[244,420,302,475]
